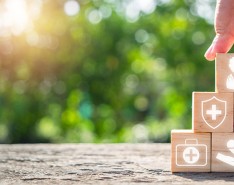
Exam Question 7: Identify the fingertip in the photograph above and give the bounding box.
[205,56,215,61]
[204,46,215,61]
[205,34,234,61]
[204,53,215,61]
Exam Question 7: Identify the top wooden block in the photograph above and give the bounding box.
[216,53,234,92]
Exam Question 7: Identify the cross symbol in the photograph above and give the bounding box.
[206,104,222,120]
[185,148,198,162]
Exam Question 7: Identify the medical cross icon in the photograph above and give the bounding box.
[175,137,208,169]
[200,95,227,130]
[183,147,200,164]
[206,104,222,120]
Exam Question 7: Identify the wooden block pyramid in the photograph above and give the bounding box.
[171,53,234,172]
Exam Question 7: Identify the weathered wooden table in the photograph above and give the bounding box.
[0,144,234,184]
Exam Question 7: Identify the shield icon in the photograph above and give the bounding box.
[201,96,226,129]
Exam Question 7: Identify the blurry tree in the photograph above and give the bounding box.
[0,0,216,143]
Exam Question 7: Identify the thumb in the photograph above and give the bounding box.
[204,34,234,61]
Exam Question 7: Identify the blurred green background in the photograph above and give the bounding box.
[0,0,217,143]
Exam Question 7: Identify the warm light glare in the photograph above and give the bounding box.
[0,0,29,36]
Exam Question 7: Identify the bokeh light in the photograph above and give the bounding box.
[87,9,102,24]
[64,0,80,16]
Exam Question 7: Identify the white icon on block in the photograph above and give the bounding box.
[201,96,226,129]
[216,140,234,166]
[226,57,234,90]
[206,104,222,120]
[176,139,207,167]
[182,147,200,164]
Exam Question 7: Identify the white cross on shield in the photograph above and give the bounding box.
[201,96,227,129]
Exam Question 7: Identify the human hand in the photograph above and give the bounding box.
[205,0,234,61]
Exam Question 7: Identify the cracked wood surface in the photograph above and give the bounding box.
[0,144,234,184]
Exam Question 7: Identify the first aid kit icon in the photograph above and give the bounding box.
[176,139,207,167]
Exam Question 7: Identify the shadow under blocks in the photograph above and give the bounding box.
[171,53,234,172]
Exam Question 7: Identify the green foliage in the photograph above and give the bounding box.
[0,0,216,143]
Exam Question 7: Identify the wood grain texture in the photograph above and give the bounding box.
[1,144,234,184]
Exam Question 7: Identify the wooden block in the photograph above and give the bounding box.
[171,130,211,172]
[212,133,234,172]
[216,53,234,92]
[192,92,233,133]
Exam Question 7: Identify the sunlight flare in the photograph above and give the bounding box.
[0,0,42,36]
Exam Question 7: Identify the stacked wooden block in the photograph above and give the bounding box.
[171,53,234,172]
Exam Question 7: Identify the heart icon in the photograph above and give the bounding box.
[226,140,234,154]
